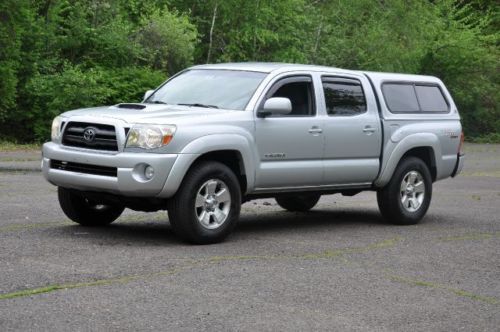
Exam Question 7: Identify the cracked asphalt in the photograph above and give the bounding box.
[0,144,499,331]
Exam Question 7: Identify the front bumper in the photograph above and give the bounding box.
[42,142,178,197]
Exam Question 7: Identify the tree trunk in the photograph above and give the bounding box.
[206,3,218,63]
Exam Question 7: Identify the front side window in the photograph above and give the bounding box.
[147,69,266,110]
[322,78,367,116]
[268,79,315,116]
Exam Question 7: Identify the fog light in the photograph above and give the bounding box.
[144,165,154,180]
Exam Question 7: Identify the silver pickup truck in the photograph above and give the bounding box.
[42,63,465,244]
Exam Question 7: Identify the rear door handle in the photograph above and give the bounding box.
[308,126,323,135]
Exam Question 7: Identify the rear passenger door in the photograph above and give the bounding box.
[321,75,382,185]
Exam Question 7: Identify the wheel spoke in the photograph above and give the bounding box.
[216,188,230,203]
[198,210,211,226]
[213,208,226,225]
[402,195,409,207]
[195,194,206,208]
[400,179,408,193]
[414,181,425,194]
[206,180,217,195]
[408,172,417,184]
[412,198,420,209]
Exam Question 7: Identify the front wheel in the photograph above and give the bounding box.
[167,161,241,244]
[58,187,124,226]
[377,157,432,225]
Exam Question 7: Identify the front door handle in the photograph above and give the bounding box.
[308,126,323,135]
[363,126,376,134]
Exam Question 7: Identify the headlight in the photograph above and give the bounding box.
[51,116,63,141]
[126,125,176,149]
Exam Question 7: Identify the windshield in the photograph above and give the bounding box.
[146,69,267,110]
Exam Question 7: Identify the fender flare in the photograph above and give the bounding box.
[375,133,441,187]
[158,134,256,198]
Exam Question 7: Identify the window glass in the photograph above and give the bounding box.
[323,80,366,116]
[147,69,266,110]
[415,85,448,112]
[270,81,314,116]
[382,84,420,113]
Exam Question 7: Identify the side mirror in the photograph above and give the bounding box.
[258,97,292,118]
[143,89,154,102]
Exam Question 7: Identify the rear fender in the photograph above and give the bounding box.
[375,133,441,187]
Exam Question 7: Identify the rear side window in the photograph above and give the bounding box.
[382,84,420,113]
[322,78,366,116]
[382,82,449,113]
[415,85,448,112]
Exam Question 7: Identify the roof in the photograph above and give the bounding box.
[190,62,345,74]
[190,62,440,82]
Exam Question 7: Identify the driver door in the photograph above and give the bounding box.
[254,75,324,189]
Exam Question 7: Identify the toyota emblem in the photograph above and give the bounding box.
[83,127,97,142]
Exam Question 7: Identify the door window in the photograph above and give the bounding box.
[322,78,367,116]
[265,77,315,116]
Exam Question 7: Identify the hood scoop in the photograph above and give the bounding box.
[116,103,146,110]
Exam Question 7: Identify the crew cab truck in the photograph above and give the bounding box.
[42,63,465,244]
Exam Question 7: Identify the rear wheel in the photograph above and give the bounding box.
[275,194,321,212]
[58,187,124,226]
[167,161,241,244]
[377,157,432,225]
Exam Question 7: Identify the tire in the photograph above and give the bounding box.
[58,187,124,226]
[377,157,432,225]
[167,161,241,244]
[275,194,321,212]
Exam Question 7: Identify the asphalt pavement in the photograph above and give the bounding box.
[0,144,499,331]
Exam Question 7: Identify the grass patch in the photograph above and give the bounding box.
[0,267,187,300]
[0,140,41,152]
[0,157,40,162]
[388,274,499,305]
[438,232,500,242]
[0,237,402,300]
[467,133,500,144]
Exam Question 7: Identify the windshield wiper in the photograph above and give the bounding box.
[150,100,168,105]
[177,103,219,109]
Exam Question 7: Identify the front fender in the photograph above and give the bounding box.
[375,133,441,187]
[158,134,256,198]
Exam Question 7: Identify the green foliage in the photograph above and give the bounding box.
[419,1,499,137]
[0,0,29,121]
[468,133,500,144]
[135,8,198,73]
[27,65,165,140]
[309,0,438,72]
[0,0,498,142]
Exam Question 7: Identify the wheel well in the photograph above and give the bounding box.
[402,147,437,181]
[193,150,247,193]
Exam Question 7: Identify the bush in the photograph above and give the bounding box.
[25,65,166,141]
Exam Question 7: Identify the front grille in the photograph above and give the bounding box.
[62,122,118,151]
[51,160,117,177]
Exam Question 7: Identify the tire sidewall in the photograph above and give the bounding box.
[171,162,241,243]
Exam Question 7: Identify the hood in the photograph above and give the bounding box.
[61,103,237,124]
